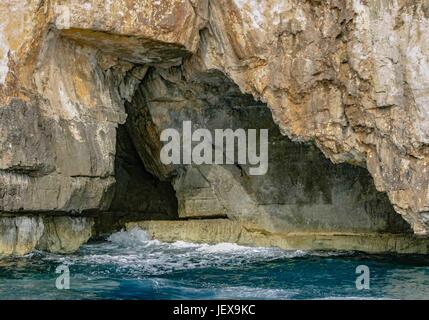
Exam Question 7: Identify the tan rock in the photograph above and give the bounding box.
[36,216,94,254]
[127,219,429,255]
[1,0,429,253]
[200,0,429,235]
[0,216,44,256]
[0,216,93,256]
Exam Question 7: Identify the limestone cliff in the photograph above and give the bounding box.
[0,0,429,255]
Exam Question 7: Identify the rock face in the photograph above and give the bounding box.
[0,216,44,256]
[127,221,429,254]
[128,67,410,236]
[0,216,93,256]
[36,216,94,254]
[200,0,429,236]
[1,0,429,254]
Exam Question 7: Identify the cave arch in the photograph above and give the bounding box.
[108,64,412,237]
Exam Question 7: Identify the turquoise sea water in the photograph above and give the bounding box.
[0,228,428,300]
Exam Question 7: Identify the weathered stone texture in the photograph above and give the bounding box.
[127,220,429,254]
[0,216,93,256]
[36,216,94,254]
[1,0,429,255]
[199,0,429,235]
[125,67,410,236]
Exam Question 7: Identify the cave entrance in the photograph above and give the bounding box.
[105,64,412,237]
[108,123,178,219]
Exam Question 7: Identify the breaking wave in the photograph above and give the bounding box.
[2,227,428,299]
[51,228,309,276]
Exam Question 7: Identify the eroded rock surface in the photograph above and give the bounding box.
[127,221,429,255]
[0,216,44,256]
[36,216,94,254]
[1,0,429,254]
[0,216,93,256]
[200,0,429,235]
[128,67,411,236]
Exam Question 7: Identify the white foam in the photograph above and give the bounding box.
[195,242,256,253]
[46,227,303,276]
[169,241,201,249]
[212,286,300,299]
[41,228,342,278]
[107,228,150,245]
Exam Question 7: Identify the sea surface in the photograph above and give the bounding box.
[0,228,428,300]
